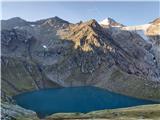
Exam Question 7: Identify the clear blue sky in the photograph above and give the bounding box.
[2,1,160,25]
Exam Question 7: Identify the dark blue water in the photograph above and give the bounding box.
[14,86,157,118]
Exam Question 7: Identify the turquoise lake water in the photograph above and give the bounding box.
[14,86,157,118]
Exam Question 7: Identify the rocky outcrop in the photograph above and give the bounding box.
[1,102,39,120]
[147,18,160,36]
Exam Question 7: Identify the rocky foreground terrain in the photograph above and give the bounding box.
[1,17,160,119]
[2,102,160,120]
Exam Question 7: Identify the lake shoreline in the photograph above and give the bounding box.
[13,86,158,118]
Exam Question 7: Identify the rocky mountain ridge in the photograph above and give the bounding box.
[1,17,160,103]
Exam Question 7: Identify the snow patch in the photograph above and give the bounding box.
[43,45,47,49]
[99,18,110,25]
[14,26,19,29]
[122,24,151,32]
[99,18,122,27]
[113,25,122,28]
[30,24,35,27]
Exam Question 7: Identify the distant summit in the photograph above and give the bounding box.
[147,18,160,36]
[1,16,70,30]
[35,16,70,25]
[99,17,124,27]
[1,17,29,29]
[150,17,160,25]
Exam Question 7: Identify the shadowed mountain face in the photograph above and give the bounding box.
[147,18,160,72]
[1,17,160,102]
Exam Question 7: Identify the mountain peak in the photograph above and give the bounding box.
[86,19,99,26]
[99,17,116,25]
[150,17,160,25]
[99,17,124,27]
[4,17,26,22]
[45,16,66,22]
[58,19,105,52]
[84,19,102,30]
[36,16,69,26]
[1,17,29,29]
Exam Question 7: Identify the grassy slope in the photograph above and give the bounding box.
[46,104,160,120]
[93,65,160,102]
[1,57,60,98]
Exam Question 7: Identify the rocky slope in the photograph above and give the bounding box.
[1,102,39,120]
[120,18,160,81]
[1,17,160,102]
[1,17,69,100]
[147,18,160,73]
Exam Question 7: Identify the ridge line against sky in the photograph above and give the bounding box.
[1,1,160,25]
[1,0,160,2]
